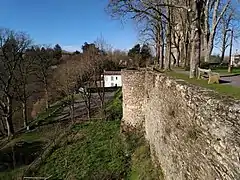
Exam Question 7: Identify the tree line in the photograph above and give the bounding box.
[0,28,152,137]
[107,0,240,77]
[0,28,65,137]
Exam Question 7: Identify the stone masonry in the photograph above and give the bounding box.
[121,69,240,180]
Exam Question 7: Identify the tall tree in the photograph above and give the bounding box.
[128,44,141,67]
[0,28,31,136]
[53,44,62,64]
[107,0,201,77]
[140,43,152,66]
[53,58,80,122]
[34,46,55,110]
[203,0,231,62]
[15,47,37,128]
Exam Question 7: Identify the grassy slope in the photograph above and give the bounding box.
[34,89,162,180]
[0,98,70,180]
[167,71,240,99]
[0,89,162,180]
[37,120,127,180]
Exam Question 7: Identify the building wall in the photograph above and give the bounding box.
[104,74,122,87]
[122,69,240,180]
[231,55,240,67]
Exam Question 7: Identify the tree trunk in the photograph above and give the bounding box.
[190,30,201,78]
[5,96,14,137]
[190,2,201,78]
[220,30,227,63]
[204,32,215,62]
[87,100,91,119]
[70,94,75,123]
[176,48,180,67]
[228,29,233,73]
[184,40,189,69]
[95,74,105,119]
[22,101,28,128]
[45,87,49,110]
[203,0,210,62]
[180,41,185,67]
[156,28,161,67]
[160,41,164,69]
[164,7,172,71]
[43,76,49,110]
[0,119,7,136]
[159,18,165,69]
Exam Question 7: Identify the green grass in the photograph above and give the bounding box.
[1,90,162,180]
[167,71,240,99]
[36,120,163,180]
[36,120,127,180]
[105,88,123,120]
[30,97,69,127]
[0,166,26,180]
[34,90,162,180]
[213,68,240,75]
[124,131,164,180]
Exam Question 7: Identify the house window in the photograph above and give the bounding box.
[111,76,114,81]
[116,77,118,80]
[111,83,114,87]
[105,77,108,81]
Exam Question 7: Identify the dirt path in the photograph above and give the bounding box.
[53,91,116,122]
[219,75,240,87]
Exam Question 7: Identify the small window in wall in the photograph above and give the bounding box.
[111,76,114,81]
[115,84,117,87]
[105,77,108,81]
[116,77,118,80]
[111,83,114,87]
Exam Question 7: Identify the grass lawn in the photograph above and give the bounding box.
[213,68,240,75]
[167,71,240,99]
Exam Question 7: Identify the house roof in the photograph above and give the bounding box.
[103,71,121,75]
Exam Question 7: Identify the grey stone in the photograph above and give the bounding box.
[122,69,240,180]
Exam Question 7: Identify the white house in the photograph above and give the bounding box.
[231,54,240,67]
[103,71,122,87]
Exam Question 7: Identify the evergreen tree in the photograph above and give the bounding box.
[53,44,62,64]
[128,44,141,58]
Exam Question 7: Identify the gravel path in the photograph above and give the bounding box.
[219,75,240,87]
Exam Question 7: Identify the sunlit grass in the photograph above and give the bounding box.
[167,71,240,99]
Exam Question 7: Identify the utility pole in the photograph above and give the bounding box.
[228,29,233,73]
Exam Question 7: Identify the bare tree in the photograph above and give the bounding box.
[203,0,231,62]
[15,47,37,128]
[53,58,80,122]
[218,4,240,63]
[34,46,55,110]
[94,37,113,118]
[0,28,31,136]
[219,10,233,63]
[107,0,202,77]
[78,51,94,119]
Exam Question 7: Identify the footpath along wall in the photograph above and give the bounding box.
[122,69,240,180]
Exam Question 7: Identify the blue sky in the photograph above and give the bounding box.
[0,0,138,52]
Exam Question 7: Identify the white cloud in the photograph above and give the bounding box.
[61,45,82,52]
